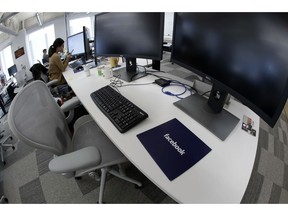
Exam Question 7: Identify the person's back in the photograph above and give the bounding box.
[42,49,49,64]
[49,52,68,85]
[48,38,71,85]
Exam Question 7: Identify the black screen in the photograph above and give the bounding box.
[83,26,91,60]
[171,13,288,127]
[94,12,164,60]
[8,64,17,76]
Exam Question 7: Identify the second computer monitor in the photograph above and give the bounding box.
[94,12,164,82]
[67,26,91,61]
[8,64,17,77]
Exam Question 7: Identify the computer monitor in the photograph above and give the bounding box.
[8,64,17,77]
[94,12,164,82]
[171,13,288,140]
[83,26,92,61]
[67,26,91,61]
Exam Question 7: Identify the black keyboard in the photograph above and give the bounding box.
[69,59,83,69]
[90,85,148,133]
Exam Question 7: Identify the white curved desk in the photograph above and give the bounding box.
[63,67,259,203]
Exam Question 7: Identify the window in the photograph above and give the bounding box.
[0,45,14,79]
[27,24,55,64]
[69,17,92,36]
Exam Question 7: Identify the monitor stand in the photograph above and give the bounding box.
[173,93,240,141]
[112,67,147,82]
[112,57,147,82]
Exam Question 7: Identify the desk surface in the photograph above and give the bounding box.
[63,67,259,203]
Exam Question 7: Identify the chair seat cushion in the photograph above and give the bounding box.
[72,115,127,168]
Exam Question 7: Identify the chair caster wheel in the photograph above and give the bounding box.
[10,137,13,140]
[75,176,82,180]
[12,146,15,150]
[3,161,6,165]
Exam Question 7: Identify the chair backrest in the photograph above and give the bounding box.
[30,63,49,82]
[8,81,72,155]
[42,58,48,64]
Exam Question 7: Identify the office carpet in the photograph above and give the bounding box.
[1,54,288,204]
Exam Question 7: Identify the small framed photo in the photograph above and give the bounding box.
[242,115,256,136]
[15,47,25,59]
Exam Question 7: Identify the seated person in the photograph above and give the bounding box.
[48,38,74,100]
[42,49,49,64]
[48,38,71,85]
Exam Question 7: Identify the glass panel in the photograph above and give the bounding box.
[69,17,92,35]
[0,45,14,79]
[28,25,55,64]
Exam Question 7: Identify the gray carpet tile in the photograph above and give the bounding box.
[269,183,282,203]
[258,148,285,187]
[259,127,269,150]
[75,173,101,196]
[267,133,274,154]
[278,128,284,144]
[257,177,273,203]
[279,188,288,203]
[274,138,284,161]
[241,172,264,203]
[283,164,288,191]
[35,149,53,176]
[124,165,175,203]
[0,180,4,196]
[284,145,288,164]
[19,177,46,203]
[100,177,153,204]
[40,171,90,203]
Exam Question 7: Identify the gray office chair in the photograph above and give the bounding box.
[8,81,142,203]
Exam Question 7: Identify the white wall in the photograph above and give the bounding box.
[11,29,32,80]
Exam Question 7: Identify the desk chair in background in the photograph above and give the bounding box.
[30,63,49,83]
[29,63,81,124]
[0,128,14,165]
[8,81,142,203]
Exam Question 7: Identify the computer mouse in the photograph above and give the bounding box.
[76,66,83,70]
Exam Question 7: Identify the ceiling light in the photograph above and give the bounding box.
[36,12,42,26]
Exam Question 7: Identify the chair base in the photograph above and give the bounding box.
[97,166,142,204]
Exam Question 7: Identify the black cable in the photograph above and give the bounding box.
[120,82,154,87]
[201,91,211,96]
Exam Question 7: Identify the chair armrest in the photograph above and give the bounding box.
[46,79,58,87]
[48,146,101,173]
[60,96,81,113]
